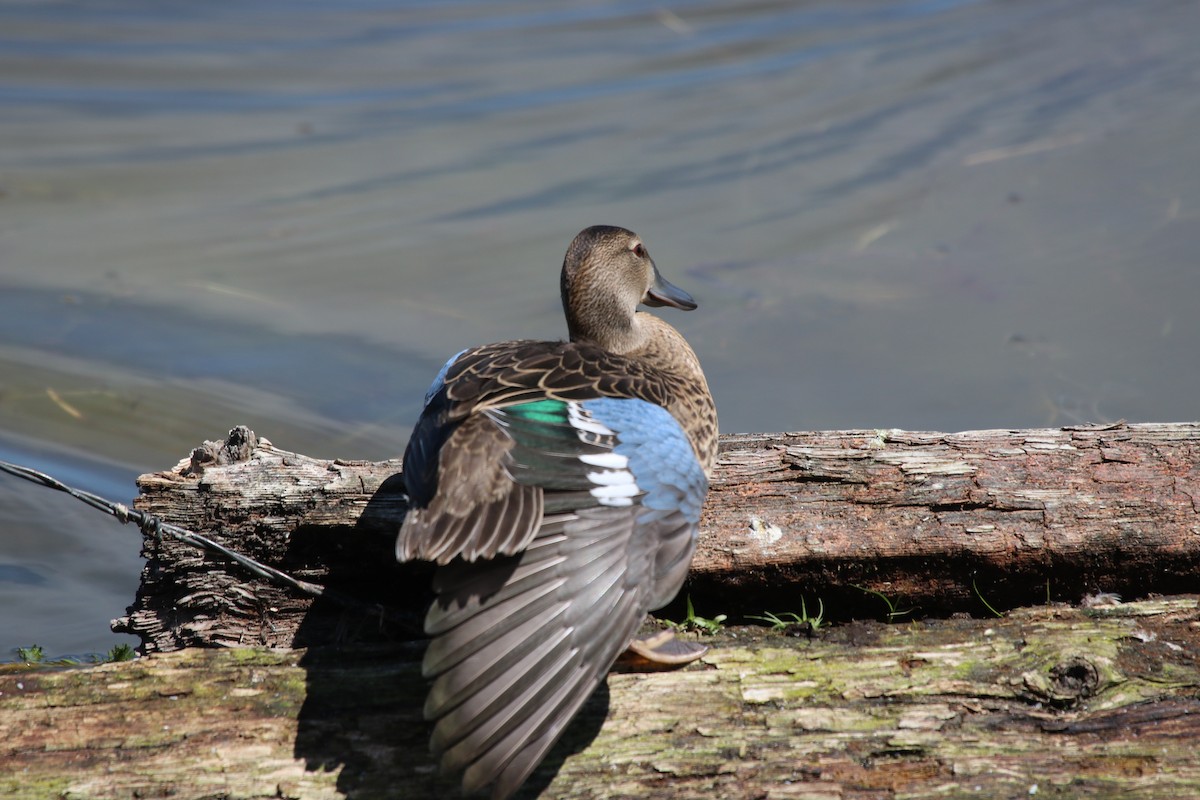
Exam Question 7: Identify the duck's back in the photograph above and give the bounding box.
[398,336,712,563]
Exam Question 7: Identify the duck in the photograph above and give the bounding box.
[396,225,718,799]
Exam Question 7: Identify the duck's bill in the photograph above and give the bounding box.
[644,267,698,310]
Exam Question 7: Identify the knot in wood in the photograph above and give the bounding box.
[1048,657,1101,704]
[185,426,259,476]
[1020,656,1102,709]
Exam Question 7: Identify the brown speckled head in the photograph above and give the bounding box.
[560,225,696,354]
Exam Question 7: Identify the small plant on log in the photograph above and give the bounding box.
[972,575,1005,618]
[853,585,914,622]
[748,596,825,635]
[107,644,137,662]
[665,595,727,635]
[7,643,137,669]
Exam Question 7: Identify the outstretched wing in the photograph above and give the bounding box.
[396,340,688,566]
[418,397,708,799]
[396,390,628,565]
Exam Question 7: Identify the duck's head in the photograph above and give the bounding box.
[560,225,696,353]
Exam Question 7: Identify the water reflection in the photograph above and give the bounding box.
[1,0,1199,655]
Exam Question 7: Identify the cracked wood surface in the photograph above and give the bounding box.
[5,598,1200,799]
[118,422,1200,652]
[698,423,1200,614]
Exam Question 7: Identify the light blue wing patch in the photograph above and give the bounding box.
[424,348,469,407]
[580,397,707,523]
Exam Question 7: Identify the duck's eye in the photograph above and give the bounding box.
[632,242,648,259]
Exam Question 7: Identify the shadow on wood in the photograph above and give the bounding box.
[288,473,611,797]
[6,599,1200,798]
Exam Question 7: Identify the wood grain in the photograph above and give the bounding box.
[116,422,1200,652]
[9,597,1200,799]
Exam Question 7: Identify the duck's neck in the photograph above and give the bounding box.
[621,313,700,373]
[566,296,646,355]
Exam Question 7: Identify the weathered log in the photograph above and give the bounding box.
[116,422,1200,653]
[7,597,1200,799]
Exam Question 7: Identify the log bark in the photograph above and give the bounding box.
[7,597,1200,799]
[116,422,1200,653]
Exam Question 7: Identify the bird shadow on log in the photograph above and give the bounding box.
[290,472,606,798]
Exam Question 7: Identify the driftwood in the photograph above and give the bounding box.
[5,597,1200,798]
[3,423,1198,798]
[116,422,1200,652]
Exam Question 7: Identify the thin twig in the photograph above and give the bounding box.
[0,459,409,628]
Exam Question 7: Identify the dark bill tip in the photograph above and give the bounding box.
[644,267,697,311]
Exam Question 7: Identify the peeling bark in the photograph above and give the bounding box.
[117,422,1200,652]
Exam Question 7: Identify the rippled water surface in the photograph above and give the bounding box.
[2,0,1199,656]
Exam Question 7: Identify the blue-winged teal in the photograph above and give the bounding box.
[397,225,718,798]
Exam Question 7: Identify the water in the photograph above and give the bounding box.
[2,0,1199,657]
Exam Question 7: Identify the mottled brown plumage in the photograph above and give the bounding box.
[396,225,717,799]
[443,336,715,465]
